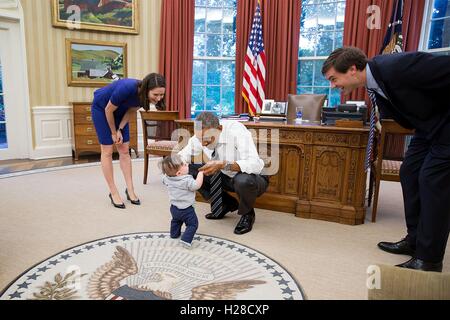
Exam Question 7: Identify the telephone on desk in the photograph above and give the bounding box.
[322,104,368,125]
[222,113,252,121]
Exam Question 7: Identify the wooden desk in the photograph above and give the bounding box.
[176,119,369,225]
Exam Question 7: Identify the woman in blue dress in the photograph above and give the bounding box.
[92,73,166,208]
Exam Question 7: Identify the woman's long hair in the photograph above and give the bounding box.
[138,73,166,111]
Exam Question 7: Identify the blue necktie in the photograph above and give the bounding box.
[209,149,223,217]
[365,89,378,172]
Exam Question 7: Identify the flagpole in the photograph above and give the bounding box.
[241,0,266,117]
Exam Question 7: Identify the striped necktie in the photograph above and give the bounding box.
[365,89,378,172]
[209,149,223,217]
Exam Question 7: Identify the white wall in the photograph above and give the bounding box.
[31,106,145,159]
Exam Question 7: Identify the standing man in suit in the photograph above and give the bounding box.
[322,47,450,272]
[178,112,269,235]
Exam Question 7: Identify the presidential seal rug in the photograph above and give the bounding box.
[0,232,305,300]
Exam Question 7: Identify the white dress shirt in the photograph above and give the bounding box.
[366,64,384,131]
[366,64,388,100]
[178,120,265,178]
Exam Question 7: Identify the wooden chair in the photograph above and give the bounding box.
[368,119,414,222]
[140,110,180,184]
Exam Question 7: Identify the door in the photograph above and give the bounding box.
[0,54,5,152]
[0,17,30,160]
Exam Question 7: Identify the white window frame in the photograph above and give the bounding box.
[298,55,331,89]
[419,0,450,53]
[298,0,346,107]
[192,57,235,116]
[192,1,236,116]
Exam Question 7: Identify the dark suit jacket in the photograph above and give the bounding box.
[368,52,450,139]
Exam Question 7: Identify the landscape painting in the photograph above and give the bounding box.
[52,0,139,34]
[66,39,127,87]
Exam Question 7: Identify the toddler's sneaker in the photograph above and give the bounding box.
[180,240,192,249]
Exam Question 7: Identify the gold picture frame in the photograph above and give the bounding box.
[52,0,139,35]
[66,38,127,87]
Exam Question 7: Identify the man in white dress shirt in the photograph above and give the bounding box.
[178,112,269,235]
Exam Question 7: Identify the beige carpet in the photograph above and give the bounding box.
[0,159,448,300]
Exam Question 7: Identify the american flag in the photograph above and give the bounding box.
[242,0,266,116]
[381,0,404,54]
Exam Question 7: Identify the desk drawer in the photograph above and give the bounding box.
[75,136,100,148]
[74,115,137,126]
[73,105,92,115]
[75,113,94,124]
[75,124,96,136]
[75,122,136,136]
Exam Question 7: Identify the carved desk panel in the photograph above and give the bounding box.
[176,120,369,225]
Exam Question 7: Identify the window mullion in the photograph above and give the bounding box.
[431,16,450,22]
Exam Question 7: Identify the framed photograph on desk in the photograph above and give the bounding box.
[259,100,287,122]
[261,100,287,116]
[262,99,274,114]
[272,102,287,115]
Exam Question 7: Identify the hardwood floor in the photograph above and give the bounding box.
[0,153,141,175]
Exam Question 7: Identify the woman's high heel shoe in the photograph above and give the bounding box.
[109,194,126,209]
[126,189,141,205]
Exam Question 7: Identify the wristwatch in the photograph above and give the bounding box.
[118,128,124,134]
[224,161,233,171]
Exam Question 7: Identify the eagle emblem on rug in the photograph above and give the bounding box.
[87,246,265,300]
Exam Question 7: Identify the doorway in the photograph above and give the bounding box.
[0,15,31,160]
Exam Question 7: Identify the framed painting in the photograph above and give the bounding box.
[66,39,127,87]
[52,0,139,34]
